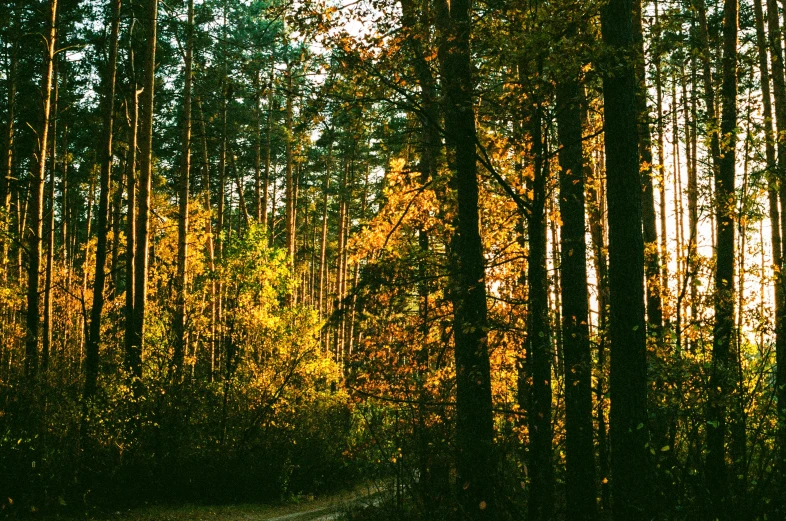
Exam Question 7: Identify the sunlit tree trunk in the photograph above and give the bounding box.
[43,61,58,373]
[196,98,216,380]
[285,60,295,304]
[25,0,59,381]
[318,144,331,318]
[128,0,158,385]
[124,81,138,376]
[173,0,194,379]
[653,0,669,323]
[1,5,18,282]
[765,0,786,481]
[262,59,274,230]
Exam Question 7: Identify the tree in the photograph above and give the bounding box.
[128,0,159,384]
[599,1,650,519]
[706,0,737,516]
[434,0,496,517]
[85,0,121,399]
[173,0,194,379]
[556,15,596,521]
[25,0,59,381]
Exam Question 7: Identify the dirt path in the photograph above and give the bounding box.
[91,484,386,521]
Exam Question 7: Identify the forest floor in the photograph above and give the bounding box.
[82,483,387,521]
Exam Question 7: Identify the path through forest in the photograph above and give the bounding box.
[89,484,387,521]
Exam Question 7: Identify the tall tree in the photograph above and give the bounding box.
[707,0,737,516]
[1,3,18,281]
[128,0,159,384]
[556,18,596,521]
[25,0,59,380]
[434,0,495,517]
[599,1,650,519]
[173,0,194,378]
[632,0,663,337]
[85,0,121,399]
[525,79,553,521]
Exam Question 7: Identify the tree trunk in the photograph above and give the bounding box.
[435,0,495,517]
[557,43,596,521]
[318,145,331,318]
[632,0,663,337]
[124,83,138,376]
[754,0,785,491]
[599,2,650,519]
[173,0,194,379]
[25,0,58,381]
[43,61,58,372]
[85,0,121,399]
[128,0,158,385]
[525,97,553,521]
[262,59,274,230]
[765,0,786,484]
[588,142,611,511]
[285,60,295,303]
[1,5,18,282]
[707,2,737,517]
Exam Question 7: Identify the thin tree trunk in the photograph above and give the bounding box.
[285,60,295,303]
[525,95,553,521]
[124,85,138,375]
[85,0,121,399]
[196,98,216,381]
[173,0,193,379]
[43,60,58,372]
[1,6,18,281]
[129,0,158,385]
[25,0,58,381]
[633,0,664,337]
[587,142,610,511]
[254,68,262,224]
[318,145,331,318]
[262,59,274,230]
[654,0,669,322]
[765,0,786,482]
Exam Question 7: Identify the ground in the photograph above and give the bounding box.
[82,483,386,521]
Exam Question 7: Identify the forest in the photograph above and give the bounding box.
[1,0,785,519]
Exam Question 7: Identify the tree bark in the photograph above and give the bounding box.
[765,0,786,484]
[173,0,194,379]
[43,61,58,372]
[526,95,553,521]
[435,0,495,517]
[285,60,295,303]
[124,82,139,376]
[25,0,58,381]
[85,0,121,399]
[599,1,650,519]
[707,2,737,517]
[557,45,596,521]
[128,0,158,385]
[1,5,18,281]
[632,0,663,337]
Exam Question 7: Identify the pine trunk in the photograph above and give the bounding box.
[599,2,650,518]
